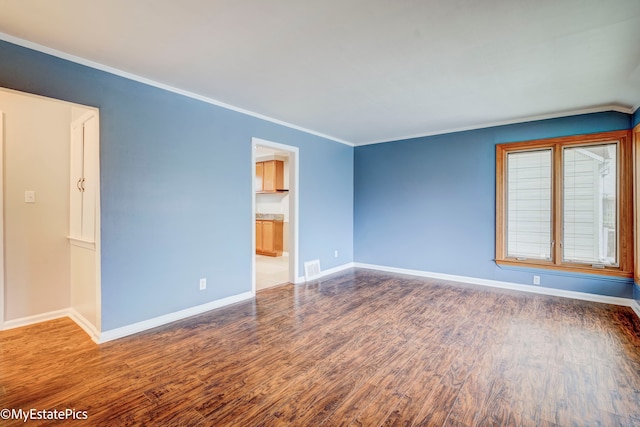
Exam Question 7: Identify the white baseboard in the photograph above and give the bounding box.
[2,309,70,330]
[68,309,101,343]
[354,262,635,309]
[632,300,640,319]
[97,291,253,343]
[5,269,637,344]
[2,292,256,344]
[294,262,355,284]
[2,307,102,342]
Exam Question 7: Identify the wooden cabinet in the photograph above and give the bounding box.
[256,220,263,253]
[256,220,283,256]
[256,160,285,192]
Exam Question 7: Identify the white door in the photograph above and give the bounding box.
[70,111,98,246]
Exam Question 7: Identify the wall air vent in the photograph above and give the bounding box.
[304,259,321,282]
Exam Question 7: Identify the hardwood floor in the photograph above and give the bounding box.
[1,268,640,426]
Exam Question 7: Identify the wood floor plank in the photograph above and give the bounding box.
[1,269,639,426]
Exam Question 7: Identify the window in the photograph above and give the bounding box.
[496,130,632,277]
[506,149,552,261]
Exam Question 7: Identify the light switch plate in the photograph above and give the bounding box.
[25,191,36,203]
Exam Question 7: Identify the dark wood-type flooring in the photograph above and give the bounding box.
[1,268,640,426]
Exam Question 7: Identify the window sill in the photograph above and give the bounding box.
[495,259,633,279]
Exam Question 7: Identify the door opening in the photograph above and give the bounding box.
[0,88,101,340]
[252,138,298,294]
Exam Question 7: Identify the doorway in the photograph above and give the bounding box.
[0,87,101,339]
[252,138,298,293]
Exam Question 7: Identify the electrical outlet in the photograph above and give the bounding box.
[533,275,540,285]
[334,250,338,258]
[199,278,207,290]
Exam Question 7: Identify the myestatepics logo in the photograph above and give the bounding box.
[1,408,88,422]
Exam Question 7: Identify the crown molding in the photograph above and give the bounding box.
[1,32,635,149]
[0,32,354,147]
[357,104,636,146]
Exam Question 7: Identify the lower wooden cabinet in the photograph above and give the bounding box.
[256,220,283,256]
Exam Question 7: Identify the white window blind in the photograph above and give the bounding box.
[563,143,617,265]
[506,149,552,260]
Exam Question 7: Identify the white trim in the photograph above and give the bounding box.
[354,263,635,308]
[94,112,102,332]
[0,86,96,109]
[4,34,631,149]
[632,300,640,319]
[251,143,257,296]
[0,32,353,147]
[72,110,96,127]
[251,141,263,295]
[252,138,299,295]
[358,105,636,146]
[294,262,355,284]
[3,309,99,342]
[0,291,254,344]
[68,308,101,343]
[2,309,70,330]
[67,236,96,250]
[97,291,253,343]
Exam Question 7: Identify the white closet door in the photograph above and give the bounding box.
[81,114,98,242]
[69,111,97,244]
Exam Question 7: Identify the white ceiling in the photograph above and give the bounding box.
[1,0,639,146]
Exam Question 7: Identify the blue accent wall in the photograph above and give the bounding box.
[355,112,634,298]
[0,40,353,330]
[633,109,640,127]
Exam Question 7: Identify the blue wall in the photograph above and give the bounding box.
[633,109,640,127]
[1,37,637,332]
[355,112,634,298]
[0,40,353,330]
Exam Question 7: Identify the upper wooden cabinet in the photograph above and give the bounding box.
[256,160,286,193]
